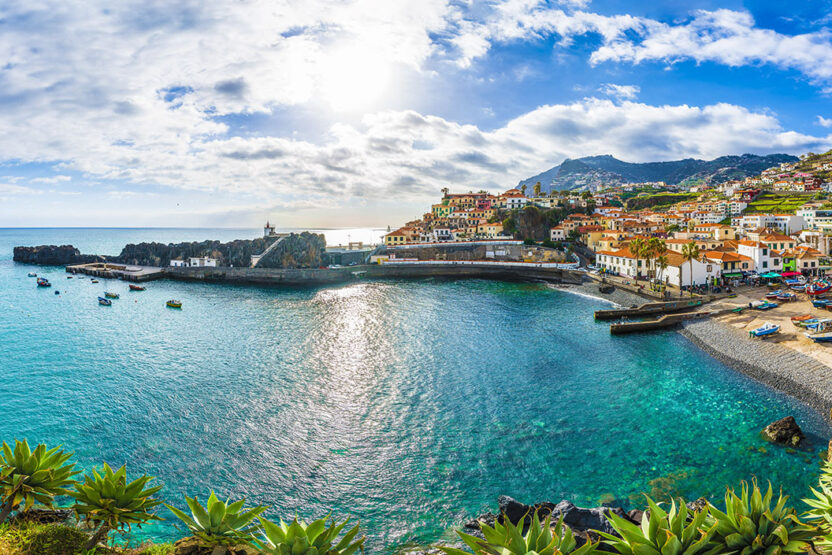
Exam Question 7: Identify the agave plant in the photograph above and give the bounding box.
[70,463,163,549]
[440,510,598,555]
[165,491,266,548]
[0,439,79,523]
[256,515,365,555]
[803,457,832,549]
[600,497,719,555]
[707,480,816,554]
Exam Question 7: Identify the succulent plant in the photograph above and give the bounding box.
[256,515,365,555]
[70,463,162,549]
[440,510,598,555]
[707,480,816,554]
[165,491,266,547]
[600,497,719,555]
[803,457,832,549]
[0,440,79,523]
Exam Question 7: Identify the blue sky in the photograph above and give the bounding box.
[1,0,831,228]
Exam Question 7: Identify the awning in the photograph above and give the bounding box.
[760,272,781,278]
[779,271,802,277]
[722,272,743,278]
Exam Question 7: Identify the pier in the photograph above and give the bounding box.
[66,262,164,282]
[609,311,714,334]
[594,299,707,320]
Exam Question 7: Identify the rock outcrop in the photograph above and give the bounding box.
[115,238,276,268]
[256,232,326,269]
[12,245,105,265]
[173,536,257,555]
[761,416,805,447]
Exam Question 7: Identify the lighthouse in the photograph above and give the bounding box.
[264,221,276,237]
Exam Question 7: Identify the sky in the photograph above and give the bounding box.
[1,0,832,229]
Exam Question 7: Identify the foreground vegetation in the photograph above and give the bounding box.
[3,438,832,554]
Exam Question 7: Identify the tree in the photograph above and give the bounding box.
[629,237,647,281]
[648,238,666,282]
[441,187,449,197]
[681,241,700,295]
[656,254,669,283]
[533,181,542,198]
[520,184,527,197]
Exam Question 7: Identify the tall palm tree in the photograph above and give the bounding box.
[648,237,666,282]
[520,184,527,197]
[533,181,542,198]
[629,237,646,281]
[656,254,669,297]
[681,241,700,296]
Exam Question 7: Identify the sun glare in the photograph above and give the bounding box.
[320,43,390,112]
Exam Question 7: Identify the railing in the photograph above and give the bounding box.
[381,259,580,270]
[386,240,522,249]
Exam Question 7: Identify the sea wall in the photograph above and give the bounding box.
[681,319,832,417]
[166,263,583,286]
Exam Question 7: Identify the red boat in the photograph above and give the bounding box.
[129,284,146,291]
[807,281,832,296]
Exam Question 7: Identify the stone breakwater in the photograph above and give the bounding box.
[681,319,832,417]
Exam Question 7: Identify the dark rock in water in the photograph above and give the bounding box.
[761,416,805,447]
[465,496,628,538]
[13,245,105,266]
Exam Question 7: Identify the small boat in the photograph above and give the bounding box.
[104,292,120,299]
[98,297,112,306]
[806,319,832,331]
[764,290,781,299]
[54,291,60,295]
[91,279,99,284]
[776,292,796,302]
[808,281,832,296]
[129,284,146,291]
[790,284,806,292]
[750,322,780,337]
[67,276,73,279]
[27,272,37,277]
[813,299,832,308]
[166,300,182,309]
[754,301,778,310]
[791,314,815,322]
[794,318,819,328]
[806,331,832,343]
[36,278,51,288]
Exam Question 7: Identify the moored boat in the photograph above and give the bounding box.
[27,272,37,277]
[166,300,182,309]
[806,330,832,343]
[750,322,780,337]
[98,297,112,306]
[129,284,146,291]
[91,279,99,283]
[36,278,51,287]
[104,292,119,299]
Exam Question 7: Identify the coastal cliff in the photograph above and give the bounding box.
[114,237,276,267]
[256,232,326,268]
[12,245,105,265]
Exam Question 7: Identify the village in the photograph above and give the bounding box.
[383,150,832,292]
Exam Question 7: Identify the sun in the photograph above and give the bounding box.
[319,43,390,112]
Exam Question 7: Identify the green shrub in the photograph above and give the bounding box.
[0,521,89,555]
[706,481,815,554]
[70,463,162,550]
[256,515,365,555]
[0,440,79,523]
[601,497,718,555]
[165,491,266,548]
[440,510,598,555]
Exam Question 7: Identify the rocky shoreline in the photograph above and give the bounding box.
[680,319,832,418]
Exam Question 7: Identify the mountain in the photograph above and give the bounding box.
[518,153,799,193]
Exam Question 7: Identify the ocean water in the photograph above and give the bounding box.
[0,228,830,551]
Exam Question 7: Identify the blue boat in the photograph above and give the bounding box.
[806,331,832,343]
[98,297,112,306]
[750,322,780,337]
[812,299,832,308]
[753,301,778,310]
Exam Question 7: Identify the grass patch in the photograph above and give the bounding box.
[0,521,88,555]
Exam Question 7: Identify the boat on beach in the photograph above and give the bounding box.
[166,300,182,309]
[98,297,112,306]
[752,300,778,310]
[794,318,820,328]
[791,314,815,322]
[764,290,781,299]
[750,322,780,337]
[812,299,832,308]
[776,292,796,302]
[104,292,119,299]
[808,281,832,296]
[129,284,146,291]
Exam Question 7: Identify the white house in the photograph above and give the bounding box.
[662,251,719,287]
[738,214,805,234]
[188,257,218,268]
[506,196,529,210]
[550,226,565,241]
[737,240,782,273]
[170,258,186,267]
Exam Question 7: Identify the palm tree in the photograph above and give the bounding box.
[656,254,669,282]
[648,237,666,282]
[681,241,700,296]
[533,181,542,198]
[520,184,527,197]
[629,237,646,281]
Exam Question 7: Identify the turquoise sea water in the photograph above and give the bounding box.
[0,228,830,551]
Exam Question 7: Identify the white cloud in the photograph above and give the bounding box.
[818,116,832,128]
[599,83,640,100]
[0,184,39,195]
[30,175,72,184]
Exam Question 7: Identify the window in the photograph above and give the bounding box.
[763,248,768,255]
[763,261,768,268]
